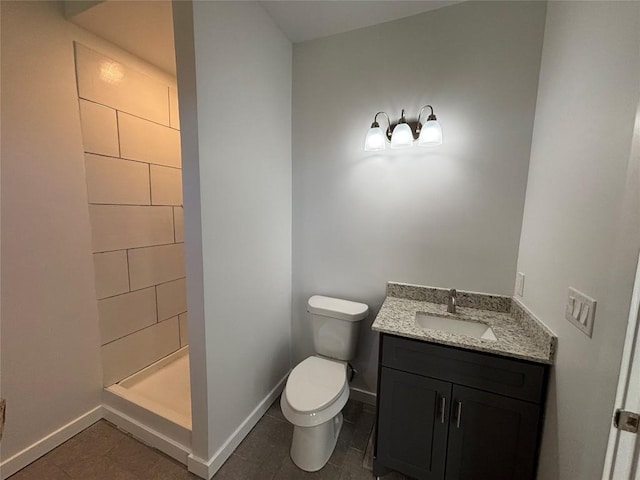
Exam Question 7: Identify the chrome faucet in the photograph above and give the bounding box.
[447,289,457,314]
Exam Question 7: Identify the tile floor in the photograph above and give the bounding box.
[9,399,407,480]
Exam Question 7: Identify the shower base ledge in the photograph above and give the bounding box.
[103,347,192,464]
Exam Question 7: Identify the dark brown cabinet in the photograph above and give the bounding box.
[377,367,451,480]
[374,334,549,480]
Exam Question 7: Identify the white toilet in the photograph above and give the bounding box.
[281,295,369,472]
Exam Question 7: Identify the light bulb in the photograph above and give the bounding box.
[418,119,443,146]
[390,123,413,149]
[364,126,386,151]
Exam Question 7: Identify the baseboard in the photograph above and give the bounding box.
[187,373,288,479]
[0,405,103,479]
[102,404,191,465]
[350,386,377,406]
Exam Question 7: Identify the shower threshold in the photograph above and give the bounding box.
[103,346,192,463]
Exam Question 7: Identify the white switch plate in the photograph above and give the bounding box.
[516,272,525,297]
[565,287,596,337]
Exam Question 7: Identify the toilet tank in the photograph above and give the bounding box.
[307,295,369,361]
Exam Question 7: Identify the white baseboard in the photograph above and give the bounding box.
[102,404,191,465]
[350,386,376,406]
[0,406,103,479]
[187,373,288,479]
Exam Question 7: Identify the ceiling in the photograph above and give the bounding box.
[68,0,459,76]
[261,1,459,44]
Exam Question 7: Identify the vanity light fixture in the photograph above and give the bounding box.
[364,105,442,151]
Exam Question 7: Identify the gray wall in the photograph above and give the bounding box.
[174,0,292,465]
[292,1,547,394]
[516,2,640,479]
[0,1,104,463]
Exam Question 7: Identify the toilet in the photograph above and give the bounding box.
[281,295,369,472]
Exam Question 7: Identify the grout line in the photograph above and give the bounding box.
[160,309,188,324]
[78,97,179,131]
[101,315,179,347]
[115,110,122,157]
[154,285,159,324]
[97,286,154,304]
[97,277,187,302]
[167,87,172,127]
[148,163,153,205]
[126,250,132,293]
[88,202,179,207]
[93,241,184,256]
[84,150,182,170]
[172,207,176,243]
[116,106,178,131]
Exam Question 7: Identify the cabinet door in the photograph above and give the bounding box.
[377,367,452,480]
[445,385,541,480]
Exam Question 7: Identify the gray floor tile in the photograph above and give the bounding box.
[274,455,342,480]
[9,458,71,480]
[107,434,162,477]
[214,454,266,480]
[235,424,288,460]
[248,414,293,449]
[231,415,289,479]
[362,422,375,471]
[265,396,286,422]
[147,454,200,480]
[350,411,375,452]
[339,448,375,480]
[9,401,379,480]
[62,454,140,480]
[362,403,376,415]
[342,400,363,424]
[328,421,355,468]
[46,421,123,471]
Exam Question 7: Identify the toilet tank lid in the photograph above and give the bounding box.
[307,295,369,322]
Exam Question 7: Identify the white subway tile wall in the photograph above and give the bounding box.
[156,278,187,321]
[173,207,184,243]
[75,43,171,126]
[85,154,151,205]
[118,112,181,168]
[169,87,180,130]
[93,251,130,300]
[150,165,183,206]
[101,317,181,386]
[98,287,157,344]
[179,313,188,348]
[128,243,185,291]
[75,44,187,386]
[79,99,120,157]
[88,205,175,252]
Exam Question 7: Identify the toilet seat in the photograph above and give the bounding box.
[287,356,346,413]
[281,356,349,428]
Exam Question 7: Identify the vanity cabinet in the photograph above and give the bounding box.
[374,334,549,480]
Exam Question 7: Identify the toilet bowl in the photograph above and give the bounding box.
[281,295,369,472]
[281,356,350,472]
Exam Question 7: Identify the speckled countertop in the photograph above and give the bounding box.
[372,282,557,364]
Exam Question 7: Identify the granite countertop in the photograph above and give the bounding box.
[371,282,557,364]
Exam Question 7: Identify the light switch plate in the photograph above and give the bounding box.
[516,272,525,297]
[565,287,596,337]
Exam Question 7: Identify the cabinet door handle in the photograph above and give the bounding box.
[456,401,463,428]
[440,396,446,424]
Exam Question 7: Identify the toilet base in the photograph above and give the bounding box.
[290,412,343,472]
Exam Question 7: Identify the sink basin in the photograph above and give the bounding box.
[415,313,497,341]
